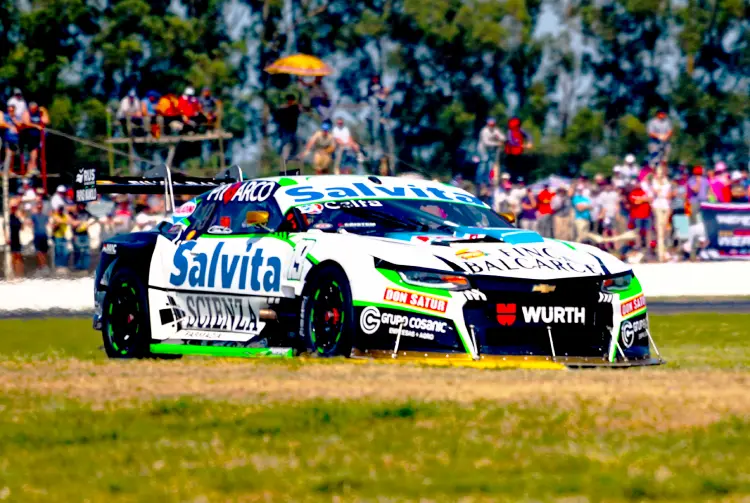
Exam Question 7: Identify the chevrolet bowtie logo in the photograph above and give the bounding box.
[532,284,556,294]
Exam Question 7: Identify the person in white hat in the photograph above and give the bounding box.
[7,88,27,121]
[178,86,200,133]
[116,90,143,136]
[50,185,67,211]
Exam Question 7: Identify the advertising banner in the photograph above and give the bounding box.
[701,203,750,259]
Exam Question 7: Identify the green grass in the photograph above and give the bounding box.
[0,313,748,502]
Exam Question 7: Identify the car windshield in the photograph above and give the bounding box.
[295,199,510,234]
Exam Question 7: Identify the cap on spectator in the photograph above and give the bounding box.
[184,87,195,96]
[56,185,66,193]
[128,89,136,97]
[501,172,510,180]
[693,165,704,175]
[715,161,728,173]
[731,170,743,182]
[321,122,331,131]
[515,176,524,184]
[625,154,635,164]
[487,118,496,125]
[13,88,22,95]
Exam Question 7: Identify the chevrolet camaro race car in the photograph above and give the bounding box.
[82,169,663,368]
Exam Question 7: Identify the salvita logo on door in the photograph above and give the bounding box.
[170,241,281,292]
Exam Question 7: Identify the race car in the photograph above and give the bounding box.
[83,168,663,368]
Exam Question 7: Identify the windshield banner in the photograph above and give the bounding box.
[701,203,750,259]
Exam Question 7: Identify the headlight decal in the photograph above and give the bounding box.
[375,268,454,297]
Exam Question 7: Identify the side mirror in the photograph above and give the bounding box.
[246,211,270,226]
[498,212,516,225]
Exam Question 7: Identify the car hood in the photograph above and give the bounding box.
[328,226,630,280]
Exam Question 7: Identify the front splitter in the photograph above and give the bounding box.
[351,349,665,369]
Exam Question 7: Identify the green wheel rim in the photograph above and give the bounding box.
[309,281,345,354]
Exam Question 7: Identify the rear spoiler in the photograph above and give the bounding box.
[73,165,245,212]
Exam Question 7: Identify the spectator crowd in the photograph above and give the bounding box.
[3,82,750,279]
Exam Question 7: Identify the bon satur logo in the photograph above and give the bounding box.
[284,182,483,205]
[522,306,586,324]
[170,241,281,292]
[621,318,648,348]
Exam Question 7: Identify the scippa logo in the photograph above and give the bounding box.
[283,182,483,205]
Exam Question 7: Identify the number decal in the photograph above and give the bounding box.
[288,239,315,280]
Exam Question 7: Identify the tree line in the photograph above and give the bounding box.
[0,0,747,178]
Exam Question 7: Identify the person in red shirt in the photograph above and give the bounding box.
[628,182,652,251]
[177,87,202,133]
[535,184,554,237]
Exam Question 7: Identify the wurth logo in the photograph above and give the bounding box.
[522,306,586,324]
[495,304,517,326]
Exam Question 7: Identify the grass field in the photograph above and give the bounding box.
[0,314,749,502]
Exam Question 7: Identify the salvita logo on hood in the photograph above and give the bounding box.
[283,182,484,205]
[170,241,281,293]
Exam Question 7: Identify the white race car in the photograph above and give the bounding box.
[85,170,662,368]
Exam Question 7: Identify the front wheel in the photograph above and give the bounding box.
[300,265,356,357]
[102,268,151,359]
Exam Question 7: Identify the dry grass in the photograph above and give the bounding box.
[2,358,750,432]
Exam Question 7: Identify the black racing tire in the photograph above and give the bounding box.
[102,268,151,359]
[300,265,356,357]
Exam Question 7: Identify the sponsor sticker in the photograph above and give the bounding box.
[383,287,447,313]
[621,317,649,348]
[175,201,196,216]
[620,294,647,317]
[206,180,278,204]
[207,225,233,235]
[521,306,585,324]
[74,167,97,203]
[283,183,484,206]
[495,303,516,325]
[359,306,449,341]
[460,246,602,276]
[298,203,324,214]
[158,293,260,337]
[455,249,486,260]
[102,243,117,255]
[169,241,281,293]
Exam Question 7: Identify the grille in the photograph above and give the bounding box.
[464,276,613,358]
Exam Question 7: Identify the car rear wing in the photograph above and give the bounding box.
[73,165,245,213]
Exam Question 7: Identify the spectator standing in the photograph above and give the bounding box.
[508,177,526,218]
[686,165,709,260]
[730,171,749,202]
[518,187,537,231]
[476,118,505,187]
[21,102,50,175]
[178,87,201,133]
[199,88,219,128]
[536,184,554,238]
[594,178,621,250]
[112,196,134,235]
[7,88,27,120]
[0,104,22,173]
[369,83,393,152]
[709,162,731,202]
[50,185,67,211]
[7,203,24,277]
[117,90,143,136]
[627,181,652,252]
[300,122,337,174]
[156,92,181,134]
[651,171,672,261]
[332,118,361,174]
[71,203,93,271]
[503,117,533,180]
[571,186,592,242]
[491,183,510,214]
[50,205,70,269]
[646,109,673,167]
[302,77,333,120]
[141,91,160,137]
[30,200,50,271]
[551,186,574,241]
[275,94,303,160]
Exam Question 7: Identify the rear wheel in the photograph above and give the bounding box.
[301,265,355,357]
[102,269,150,359]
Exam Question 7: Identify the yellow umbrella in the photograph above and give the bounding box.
[264,54,332,77]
